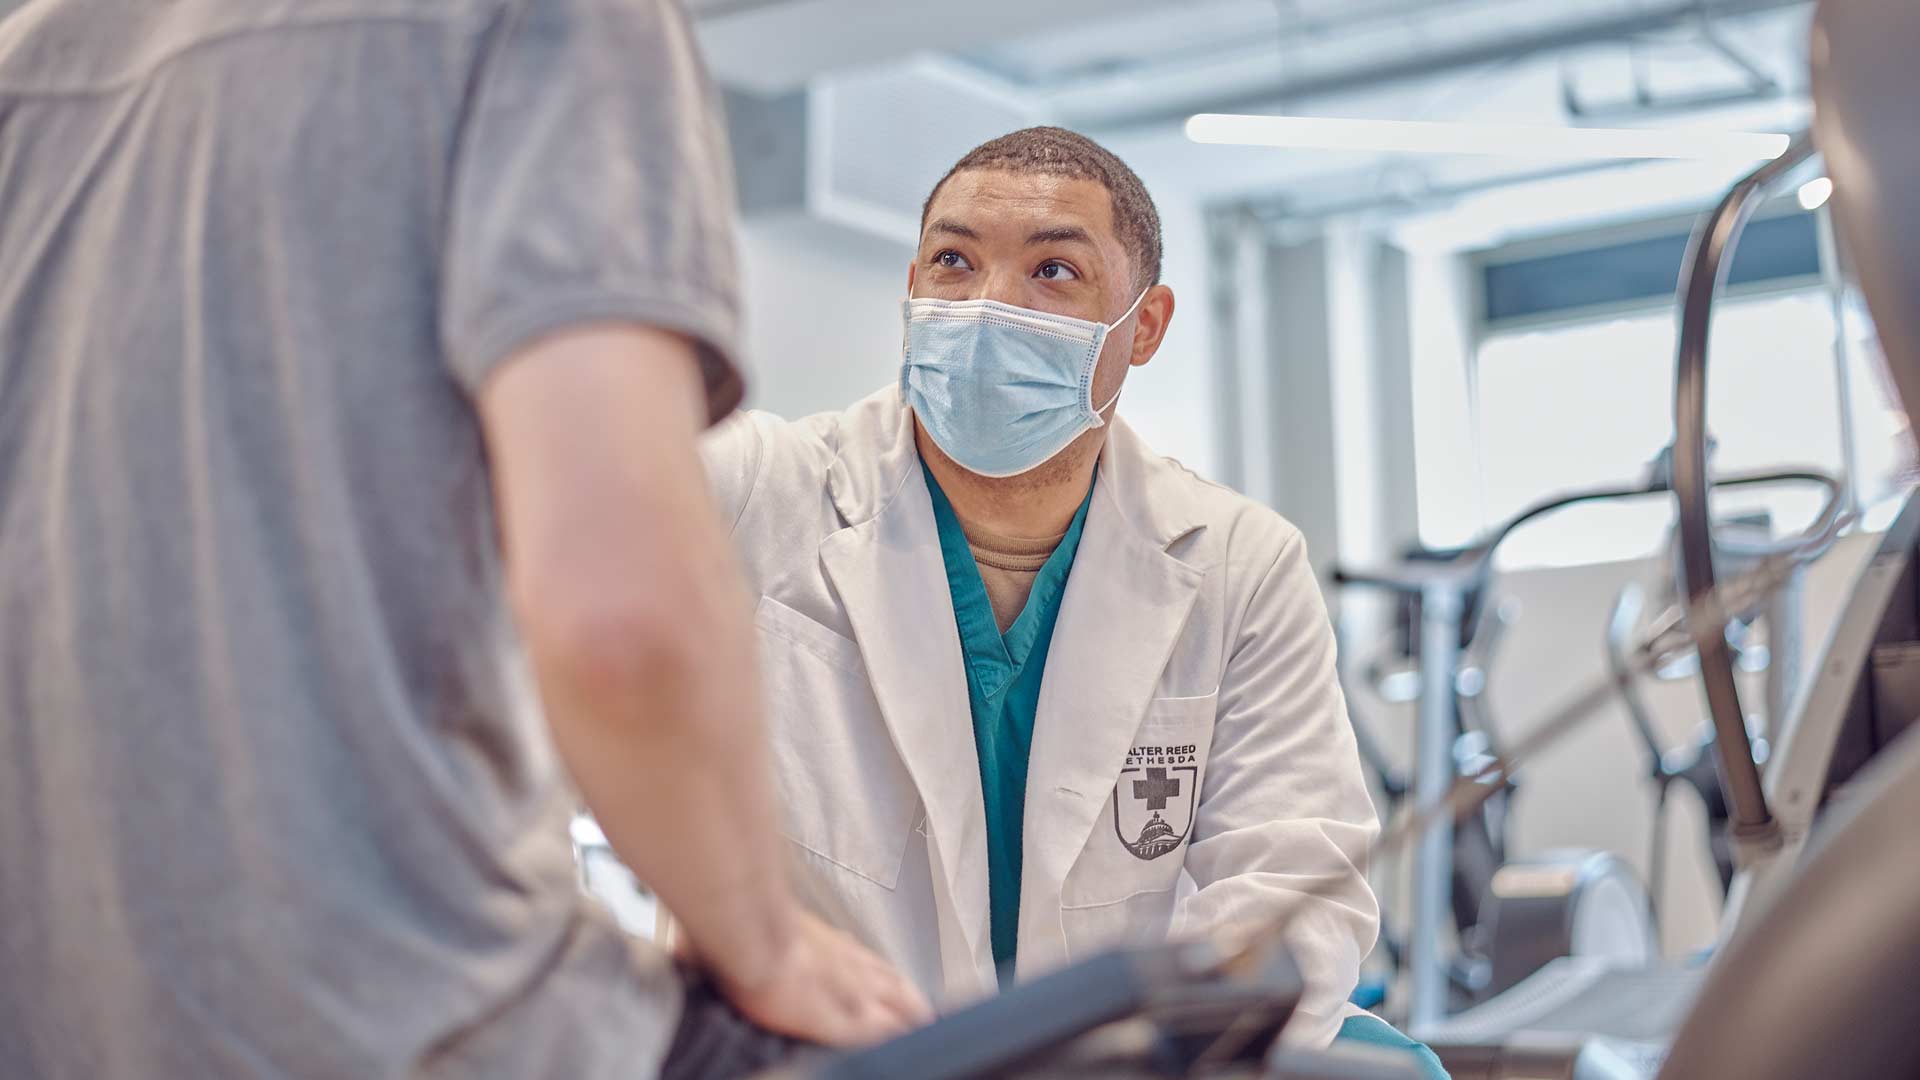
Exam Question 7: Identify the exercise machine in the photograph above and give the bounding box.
[1603,503,1816,914]
[1334,546,1516,1011]
[1334,453,1837,1027]
[1397,120,1909,1077]
[1336,526,1653,1024]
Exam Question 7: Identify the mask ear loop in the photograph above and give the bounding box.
[1088,287,1151,423]
[900,278,930,358]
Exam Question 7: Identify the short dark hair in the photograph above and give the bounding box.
[920,126,1164,294]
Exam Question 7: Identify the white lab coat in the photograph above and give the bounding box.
[701,386,1379,1046]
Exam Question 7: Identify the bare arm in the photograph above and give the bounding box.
[478,325,926,1042]
[481,325,789,982]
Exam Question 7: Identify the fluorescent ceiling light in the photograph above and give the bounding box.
[1797,176,1834,210]
[1185,114,1791,161]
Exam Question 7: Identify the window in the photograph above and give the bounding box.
[1472,292,1873,566]
[1406,201,1916,568]
[1481,213,1821,325]
[1420,288,1907,568]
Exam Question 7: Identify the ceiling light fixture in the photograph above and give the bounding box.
[1185,114,1792,162]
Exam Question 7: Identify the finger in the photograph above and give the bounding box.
[862,966,930,1028]
[827,1005,893,1049]
[884,975,933,1027]
[847,997,911,1045]
[820,977,877,1047]
[866,970,929,1033]
[786,1001,857,1049]
[857,946,908,988]
[827,940,888,994]
[814,1014,865,1049]
[869,993,922,1037]
[844,952,926,1023]
[850,948,893,985]
[816,968,904,1046]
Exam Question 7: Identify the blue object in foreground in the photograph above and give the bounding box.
[1336,1014,1451,1080]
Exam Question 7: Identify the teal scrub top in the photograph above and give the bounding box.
[923,461,1096,980]
[1336,1014,1451,1079]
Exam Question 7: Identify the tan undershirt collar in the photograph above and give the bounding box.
[962,523,1066,633]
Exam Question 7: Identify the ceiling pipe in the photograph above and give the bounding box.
[1066,0,1810,133]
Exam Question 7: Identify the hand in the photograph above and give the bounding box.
[709,910,933,1047]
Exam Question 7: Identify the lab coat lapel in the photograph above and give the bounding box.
[818,393,993,987]
[1020,421,1206,967]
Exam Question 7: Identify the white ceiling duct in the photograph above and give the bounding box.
[1035,0,1810,131]
[690,0,1171,95]
[726,57,1038,243]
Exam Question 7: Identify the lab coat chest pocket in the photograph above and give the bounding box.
[1060,693,1218,941]
[755,596,916,890]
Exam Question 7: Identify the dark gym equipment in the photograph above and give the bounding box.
[1337,531,1653,1020]
[1335,459,1836,1022]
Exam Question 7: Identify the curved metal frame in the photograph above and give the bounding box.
[1670,131,1819,861]
[1332,464,1839,1028]
[1337,467,1842,597]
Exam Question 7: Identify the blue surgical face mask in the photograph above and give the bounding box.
[900,288,1148,479]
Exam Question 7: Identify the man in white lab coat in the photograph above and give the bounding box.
[702,127,1396,1053]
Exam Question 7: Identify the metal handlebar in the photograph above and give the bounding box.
[1333,466,1842,598]
[1671,130,1821,860]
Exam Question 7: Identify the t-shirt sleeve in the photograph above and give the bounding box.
[440,0,745,423]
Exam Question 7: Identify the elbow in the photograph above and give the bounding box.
[509,564,706,708]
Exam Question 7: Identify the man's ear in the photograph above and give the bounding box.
[906,262,918,298]
[1128,285,1176,368]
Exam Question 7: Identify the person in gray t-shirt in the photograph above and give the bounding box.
[0,0,924,1075]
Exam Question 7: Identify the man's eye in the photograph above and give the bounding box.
[936,251,972,270]
[1036,261,1079,282]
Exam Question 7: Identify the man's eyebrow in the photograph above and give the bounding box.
[1027,225,1094,246]
[925,218,980,240]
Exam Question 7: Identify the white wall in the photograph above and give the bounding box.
[1111,197,1221,480]
[1402,249,1483,551]
[734,214,914,420]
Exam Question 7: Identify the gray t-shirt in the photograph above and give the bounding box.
[0,0,742,1075]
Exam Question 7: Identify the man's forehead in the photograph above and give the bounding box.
[923,169,1117,242]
